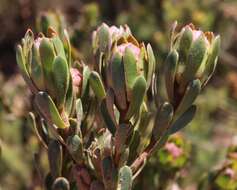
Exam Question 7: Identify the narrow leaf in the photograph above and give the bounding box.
[111,52,127,110]
[123,47,138,93]
[65,75,74,115]
[16,45,37,93]
[52,35,66,60]
[175,79,201,119]
[89,71,106,100]
[63,30,72,67]
[146,44,155,88]
[98,23,110,53]
[52,56,69,109]
[151,102,173,143]
[178,26,193,62]
[48,140,63,178]
[34,91,68,129]
[100,98,117,135]
[165,50,178,102]
[31,44,44,90]
[182,35,207,83]
[81,65,91,98]
[169,105,197,134]
[39,37,55,94]
[125,76,146,120]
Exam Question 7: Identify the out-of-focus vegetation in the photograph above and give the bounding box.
[0,0,237,189]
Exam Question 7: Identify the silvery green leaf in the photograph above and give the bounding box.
[146,43,155,88]
[39,37,56,95]
[178,26,193,62]
[203,35,221,86]
[34,91,68,129]
[123,47,138,93]
[165,50,178,102]
[111,52,127,110]
[81,65,91,98]
[52,35,66,60]
[16,45,37,93]
[119,166,133,190]
[63,30,72,67]
[89,71,106,100]
[125,76,146,120]
[52,56,69,109]
[31,44,44,90]
[98,23,110,53]
[182,34,207,83]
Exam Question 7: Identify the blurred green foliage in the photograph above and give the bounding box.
[0,0,237,189]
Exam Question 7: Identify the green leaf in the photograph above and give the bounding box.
[165,50,178,102]
[182,34,207,83]
[111,52,127,110]
[156,130,169,150]
[48,140,63,178]
[81,65,91,98]
[16,45,37,93]
[128,130,141,164]
[76,99,83,129]
[151,102,173,143]
[39,37,55,94]
[89,71,106,100]
[175,79,201,119]
[28,112,48,148]
[123,47,138,93]
[98,23,110,53]
[203,35,221,85]
[52,35,66,60]
[22,29,34,72]
[65,75,74,116]
[178,26,193,62]
[125,76,146,120]
[39,14,50,35]
[169,105,196,134]
[39,38,55,72]
[170,21,177,48]
[119,166,133,190]
[146,43,155,88]
[101,98,117,135]
[67,135,83,164]
[63,30,72,67]
[34,91,68,129]
[52,56,69,109]
[31,44,44,90]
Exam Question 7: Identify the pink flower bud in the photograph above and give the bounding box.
[70,68,82,95]
[165,142,183,159]
[117,43,141,59]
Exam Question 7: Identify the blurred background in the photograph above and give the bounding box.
[0,0,237,189]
